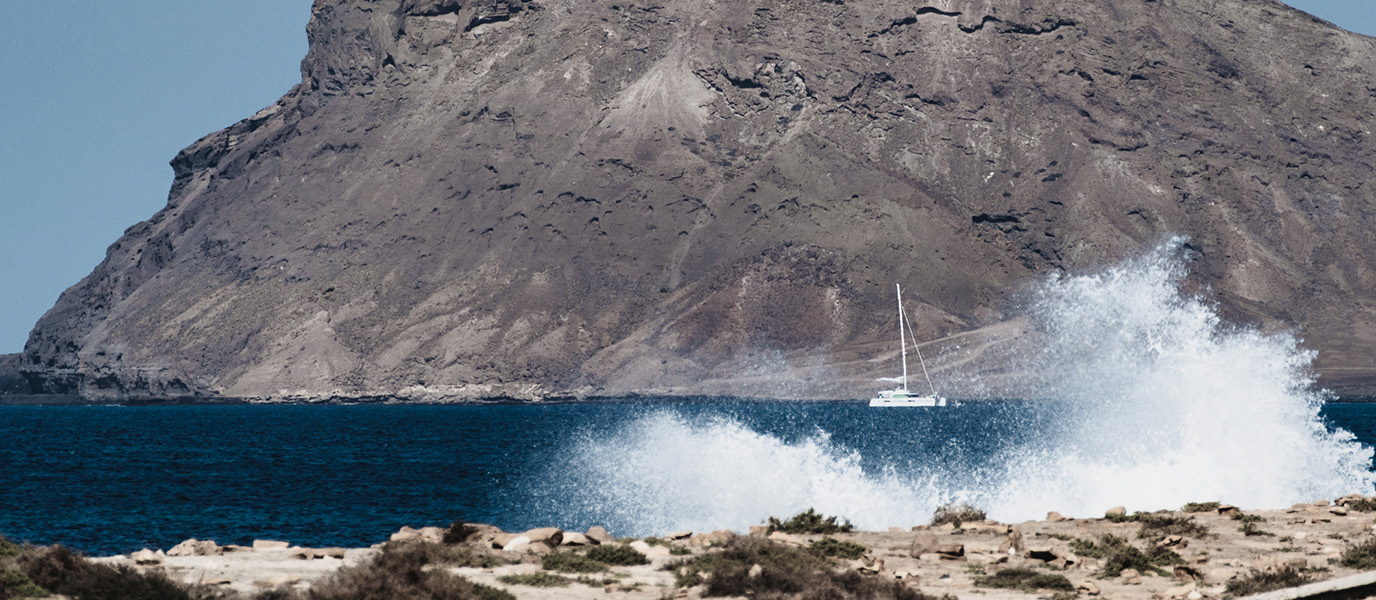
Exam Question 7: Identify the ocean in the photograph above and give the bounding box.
[1,399,1373,556]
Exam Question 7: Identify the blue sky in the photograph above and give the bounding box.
[0,2,1371,354]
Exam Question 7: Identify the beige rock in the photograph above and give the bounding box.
[253,575,301,589]
[748,564,763,578]
[889,526,906,533]
[687,530,734,547]
[1078,580,1101,596]
[1121,568,1142,584]
[910,532,939,557]
[585,526,613,544]
[168,538,222,557]
[522,527,563,547]
[319,548,347,559]
[562,532,591,546]
[501,535,532,552]
[748,525,768,537]
[1046,511,1068,522]
[253,540,290,551]
[1313,499,1331,507]
[390,527,421,543]
[1217,505,1240,516]
[937,543,965,558]
[419,526,445,543]
[997,530,1025,555]
[490,533,517,549]
[1166,582,1198,599]
[666,530,693,541]
[130,549,163,565]
[1105,506,1127,517]
[1331,506,1349,516]
[1174,565,1204,582]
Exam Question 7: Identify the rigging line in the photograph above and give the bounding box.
[901,303,937,397]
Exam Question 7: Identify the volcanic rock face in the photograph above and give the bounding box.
[20,0,1376,400]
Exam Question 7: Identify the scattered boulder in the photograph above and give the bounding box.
[666,530,693,541]
[1313,499,1331,507]
[1046,511,1068,522]
[1166,582,1198,599]
[390,527,422,543]
[490,533,518,549]
[167,538,221,557]
[748,525,768,537]
[419,526,445,543]
[748,564,763,579]
[1216,505,1240,517]
[937,543,965,559]
[1121,568,1142,584]
[1105,506,1127,518]
[562,532,591,546]
[252,540,290,551]
[687,530,734,547]
[586,526,613,544]
[522,527,563,548]
[1077,580,1101,596]
[910,532,939,557]
[1174,565,1204,582]
[1331,506,1349,516]
[858,554,884,574]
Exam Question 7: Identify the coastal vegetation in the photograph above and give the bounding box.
[1068,534,1182,577]
[929,503,987,527]
[1224,566,1313,597]
[1107,511,1211,541]
[1340,537,1376,569]
[1181,502,1221,513]
[671,537,938,599]
[586,544,648,566]
[972,567,1075,592]
[766,509,853,535]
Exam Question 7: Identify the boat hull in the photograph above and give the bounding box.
[869,396,946,407]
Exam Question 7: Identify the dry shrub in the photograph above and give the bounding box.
[973,568,1074,592]
[673,537,940,599]
[766,509,854,535]
[541,551,607,573]
[1225,567,1312,597]
[1181,502,1221,513]
[17,545,193,600]
[1070,535,1180,577]
[305,543,515,600]
[1341,537,1376,570]
[930,503,986,527]
[586,544,647,566]
[443,521,480,545]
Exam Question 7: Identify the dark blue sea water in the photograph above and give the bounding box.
[1,399,1373,556]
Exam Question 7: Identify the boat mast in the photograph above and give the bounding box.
[897,284,908,392]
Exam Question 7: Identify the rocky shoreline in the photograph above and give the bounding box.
[22,496,1369,600]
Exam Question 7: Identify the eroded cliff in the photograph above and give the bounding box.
[21,0,1376,400]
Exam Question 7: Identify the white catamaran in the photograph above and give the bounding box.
[870,284,947,407]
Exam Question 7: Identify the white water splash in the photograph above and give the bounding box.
[545,238,1375,533]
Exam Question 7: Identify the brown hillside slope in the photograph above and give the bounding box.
[20,0,1376,400]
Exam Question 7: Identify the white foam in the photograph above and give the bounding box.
[544,238,1375,533]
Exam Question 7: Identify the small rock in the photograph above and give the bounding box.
[1331,506,1349,516]
[936,543,965,558]
[1121,568,1142,584]
[666,530,693,541]
[253,540,290,551]
[1313,499,1331,507]
[1162,534,1187,548]
[319,548,347,559]
[748,564,763,578]
[1174,565,1204,582]
[491,533,517,549]
[1187,591,1204,600]
[585,526,613,544]
[889,527,906,533]
[202,578,233,586]
[522,527,563,547]
[419,526,445,544]
[562,532,591,546]
[998,530,1025,555]
[168,539,222,557]
[687,530,734,547]
[1046,511,1068,522]
[1105,506,1126,518]
[1078,580,1101,596]
[390,527,421,543]
[1166,582,1198,599]
[1216,505,1240,516]
[748,525,768,537]
[502,535,532,552]
[1025,545,1057,561]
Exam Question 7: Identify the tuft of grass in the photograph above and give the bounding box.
[810,538,867,560]
[1070,535,1181,577]
[669,545,692,556]
[766,509,854,535]
[931,503,987,527]
[1239,522,1275,537]
[1225,567,1312,597]
[587,544,648,566]
[541,552,607,573]
[497,572,571,587]
[305,542,518,600]
[1182,502,1221,513]
[444,520,480,544]
[1232,513,1265,523]
[1341,538,1376,570]
[671,537,935,599]
[973,568,1075,592]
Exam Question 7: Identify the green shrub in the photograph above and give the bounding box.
[1341,538,1376,570]
[671,537,933,599]
[1181,502,1221,513]
[810,538,867,560]
[0,537,20,559]
[1239,522,1275,537]
[306,542,517,600]
[586,544,648,566]
[0,568,47,599]
[1232,513,1264,523]
[541,552,606,573]
[669,545,692,556]
[1136,514,1210,541]
[766,509,854,535]
[496,572,570,587]
[1225,567,1312,597]
[931,503,987,527]
[974,568,1075,592]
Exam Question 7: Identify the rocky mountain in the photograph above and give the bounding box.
[18,0,1376,401]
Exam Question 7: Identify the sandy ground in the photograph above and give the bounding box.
[96,499,1376,599]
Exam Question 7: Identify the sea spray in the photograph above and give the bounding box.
[536,239,1375,534]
